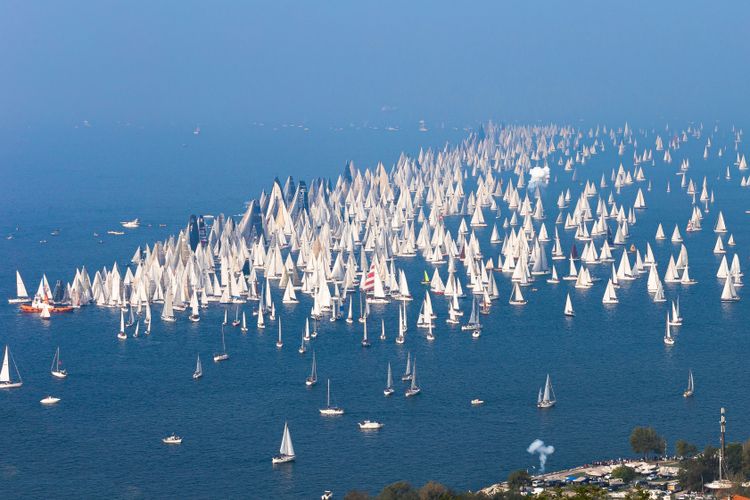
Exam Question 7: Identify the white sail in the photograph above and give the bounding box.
[16,271,29,298]
[279,422,295,457]
[0,346,10,383]
[564,293,574,316]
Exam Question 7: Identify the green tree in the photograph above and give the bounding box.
[678,445,718,491]
[611,465,636,483]
[675,440,698,458]
[506,469,531,490]
[726,442,743,475]
[377,481,419,500]
[568,485,607,500]
[418,481,453,500]
[629,427,666,457]
[624,487,651,500]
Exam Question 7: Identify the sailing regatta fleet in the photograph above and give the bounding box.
[6,120,746,462]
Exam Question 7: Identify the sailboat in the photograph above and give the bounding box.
[536,374,556,408]
[404,358,421,397]
[272,422,296,464]
[117,310,127,340]
[421,270,430,284]
[361,319,370,347]
[509,282,527,305]
[383,362,394,396]
[132,320,140,338]
[193,354,203,379]
[380,318,386,341]
[346,297,354,324]
[241,311,248,333]
[276,318,283,348]
[319,379,344,415]
[50,347,67,379]
[8,271,31,303]
[683,369,694,398]
[427,321,437,341]
[462,298,482,331]
[0,345,23,389]
[305,351,318,386]
[232,305,241,327]
[213,326,229,362]
[189,291,200,322]
[401,352,412,381]
[663,313,675,346]
[161,292,176,322]
[564,293,575,316]
[298,330,307,354]
[222,308,228,326]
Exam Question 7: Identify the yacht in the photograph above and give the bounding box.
[272,422,295,464]
[683,370,694,398]
[536,374,556,408]
[162,434,182,445]
[358,420,384,430]
[193,354,203,380]
[40,395,61,405]
[50,347,67,379]
[0,346,23,389]
[319,379,344,415]
[383,362,394,396]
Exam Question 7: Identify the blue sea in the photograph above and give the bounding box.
[1,122,748,499]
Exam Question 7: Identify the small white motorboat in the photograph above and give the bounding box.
[162,434,182,445]
[40,395,61,405]
[471,398,485,406]
[358,420,384,430]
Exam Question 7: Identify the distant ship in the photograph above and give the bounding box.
[120,218,140,228]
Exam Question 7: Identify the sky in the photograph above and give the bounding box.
[1,1,749,128]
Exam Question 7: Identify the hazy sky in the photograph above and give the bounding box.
[2,1,749,127]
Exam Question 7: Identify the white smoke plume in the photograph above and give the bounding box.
[527,439,555,472]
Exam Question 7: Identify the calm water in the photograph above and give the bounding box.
[1,123,749,499]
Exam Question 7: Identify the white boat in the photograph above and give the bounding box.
[462,298,482,331]
[188,291,200,322]
[383,362,394,396]
[401,352,412,381]
[564,293,575,316]
[276,317,283,348]
[40,302,51,320]
[471,398,485,406]
[232,305,241,327]
[213,326,229,362]
[663,313,675,346]
[358,420,384,430]
[193,354,203,379]
[272,422,295,464]
[161,292,176,322]
[683,369,694,398]
[306,351,318,387]
[162,434,182,445]
[536,374,556,408]
[117,310,127,340]
[240,311,248,333]
[50,347,67,379]
[0,345,23,389]
[404,358,421,397]
[40,395,61,405]
[345,297,354,324]
[361,319,370,347]
[8,271,31,303]
[379,318,386,341]
[120,218,140,229]
[321,491,333,500]
[509,282,527,305]
[319,379,344,415]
